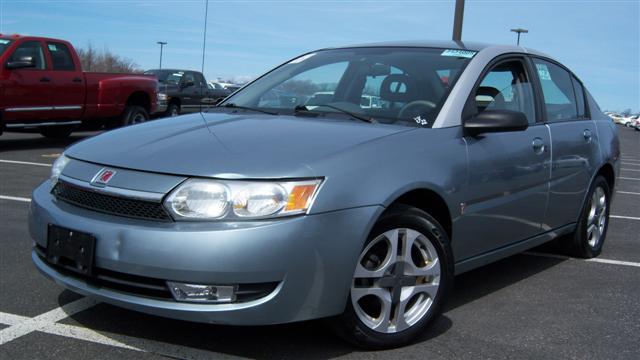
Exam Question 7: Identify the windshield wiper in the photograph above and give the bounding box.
[294,105,373,123]
[215,103,279,115]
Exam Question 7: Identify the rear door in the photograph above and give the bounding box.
[178,72,200,113]
[2,39,52,124]
[531,58,600,229]
[456,57,551,260]
[43,41,85,119]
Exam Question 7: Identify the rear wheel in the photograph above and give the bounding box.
[566,176,610,258]
[121,105,149,127]
[39,125,75,139]
[166,103,180,117]
[332,205,453,349]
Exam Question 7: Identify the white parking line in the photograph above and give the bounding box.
[0,308,242,359]
[617,191,640,196]
[0,195,31,202]
[622,162,640,166]
[524,251,640,268]
[621,168,640,172]
[0,159,52,167]
[610,215,640,221]
[619,177,640,181]
[0,297,98,345]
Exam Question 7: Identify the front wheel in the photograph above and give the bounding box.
[566,176,611,258]
[332,205,453,349]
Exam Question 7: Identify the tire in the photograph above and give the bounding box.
[566,176,611,258]
[39,126,75,139]
[121,105,149,127]
[166,103,180,117]
[332,205,453,349]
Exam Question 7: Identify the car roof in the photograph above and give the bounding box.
[325,40,550,58]
[0,34,68,43]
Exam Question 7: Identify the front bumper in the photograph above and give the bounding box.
[29,181,381,325]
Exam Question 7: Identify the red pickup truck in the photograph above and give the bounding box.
[0,34,158,138]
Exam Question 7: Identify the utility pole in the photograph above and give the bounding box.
[510,28,528,46]
[452,0,465,41]
[157,41,167,69]
[200,0,209,112]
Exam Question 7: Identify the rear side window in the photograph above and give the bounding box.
[571,77,587,119]
[47,42,76,71]
[9,41,47,70]
[533,58,578,122]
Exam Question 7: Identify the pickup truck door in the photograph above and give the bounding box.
[179,72,201,113]
[455,57,551,261]
[2,40,53,124]
[43,41,85,119]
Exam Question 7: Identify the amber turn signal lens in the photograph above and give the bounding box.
[285,184,318,212]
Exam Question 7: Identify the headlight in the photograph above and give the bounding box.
[157,93,168,101]
[50,154,70,186]
[164,178,322,220]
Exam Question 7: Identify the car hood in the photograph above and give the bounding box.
[66,112,412,179]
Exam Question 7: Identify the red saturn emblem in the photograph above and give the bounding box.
[92,168,116,186]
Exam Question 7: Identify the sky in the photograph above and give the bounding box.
[1,0,638,112]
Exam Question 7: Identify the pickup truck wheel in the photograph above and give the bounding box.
[166,103,180,117]
[331,205,453,349]
[39,126,75,139]
[565,176,610,258]
[122,105,149,127]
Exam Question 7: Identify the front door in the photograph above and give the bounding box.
[2,40,53,124]
[456,57,551,261]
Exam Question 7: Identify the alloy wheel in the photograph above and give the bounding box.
[351,228,440,334]
[586,186,607,248]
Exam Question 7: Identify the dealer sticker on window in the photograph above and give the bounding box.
[536,63,552,81]
[441,49,476,58]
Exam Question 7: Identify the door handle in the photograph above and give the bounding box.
[39,77,51,83]
[532,137,546,155]
[583,129,593,143]
[72,77,82,83]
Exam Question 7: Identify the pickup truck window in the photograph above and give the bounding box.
[10,41,47,70]
[47,42,75,71]
[0,39,13,56]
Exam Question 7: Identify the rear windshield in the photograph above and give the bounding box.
[0,39,13,56]
[222,47,476,127]
[144,70,184,85]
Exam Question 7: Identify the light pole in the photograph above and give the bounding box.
[452,0,465,41]
[157,41,167,69]
[510,28,528,46]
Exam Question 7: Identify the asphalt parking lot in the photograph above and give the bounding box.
[1,125,638,359]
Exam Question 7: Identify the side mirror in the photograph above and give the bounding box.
[182,80,195,88]
[464,109,529,136]
[6,56,36,70]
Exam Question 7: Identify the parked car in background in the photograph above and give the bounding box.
[608,113,624,124]
[632,116,640,131]
[622,114,638,127]
[30,41,619,349]
[0,34,157,138]
[144,69,221,117]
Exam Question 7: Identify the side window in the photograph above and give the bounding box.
[571,77,587,119]
[194,73,206,87]
[9,41,47,70]
[47,42,75,71]
[475,59,536,123]
[533,59,578,122]
[182,73,196,86]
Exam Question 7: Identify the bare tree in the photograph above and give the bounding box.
[76,44,141,73]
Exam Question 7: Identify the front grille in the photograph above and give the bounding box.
[52,180,172,222]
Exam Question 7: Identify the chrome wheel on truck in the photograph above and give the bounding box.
[333,205,452,349]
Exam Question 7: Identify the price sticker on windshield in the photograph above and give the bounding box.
[535,63,552,81]
[441,49,476,58]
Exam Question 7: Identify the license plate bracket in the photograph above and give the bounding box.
[46,224,96,276]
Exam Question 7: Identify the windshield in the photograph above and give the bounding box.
[144,70,185,85]
[221,47,475,127]
[0,39,13,57]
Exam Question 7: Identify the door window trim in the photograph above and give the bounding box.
[462,53,541,126]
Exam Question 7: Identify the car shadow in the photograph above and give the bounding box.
[59,249,566,358]
[0,132,100,151]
